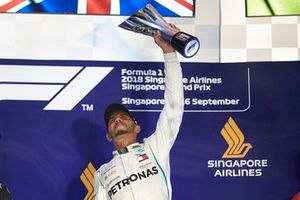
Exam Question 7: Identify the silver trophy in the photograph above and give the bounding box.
[119,4,200,58]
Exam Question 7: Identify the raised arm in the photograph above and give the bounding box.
[146,31,184,154]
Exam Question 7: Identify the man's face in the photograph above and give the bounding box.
[107,111,138,140]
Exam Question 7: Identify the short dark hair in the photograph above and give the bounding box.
[104,103,137,129]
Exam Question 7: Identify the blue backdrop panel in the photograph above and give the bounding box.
[0,59,299,200]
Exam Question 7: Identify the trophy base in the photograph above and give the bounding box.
[171,32,200,58]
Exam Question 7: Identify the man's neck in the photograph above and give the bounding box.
[114,139,136,150]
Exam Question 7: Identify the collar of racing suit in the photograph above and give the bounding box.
[112,142,141,156]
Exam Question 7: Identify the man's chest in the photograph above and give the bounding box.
[100,146,165,199]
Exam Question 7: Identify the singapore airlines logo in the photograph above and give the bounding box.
[207,117,268,177]
[0,65,113,110]
[221,117,252,158]
[80,162,96,200]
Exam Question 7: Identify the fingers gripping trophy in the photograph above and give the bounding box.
[119,4,200,58]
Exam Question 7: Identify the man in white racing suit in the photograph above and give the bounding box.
[94,30,184,200]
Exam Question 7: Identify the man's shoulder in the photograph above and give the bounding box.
[95,158,115,175]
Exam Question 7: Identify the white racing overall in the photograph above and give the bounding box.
[94,52,184,200]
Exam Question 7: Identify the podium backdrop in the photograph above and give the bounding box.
[0,59,299,199]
